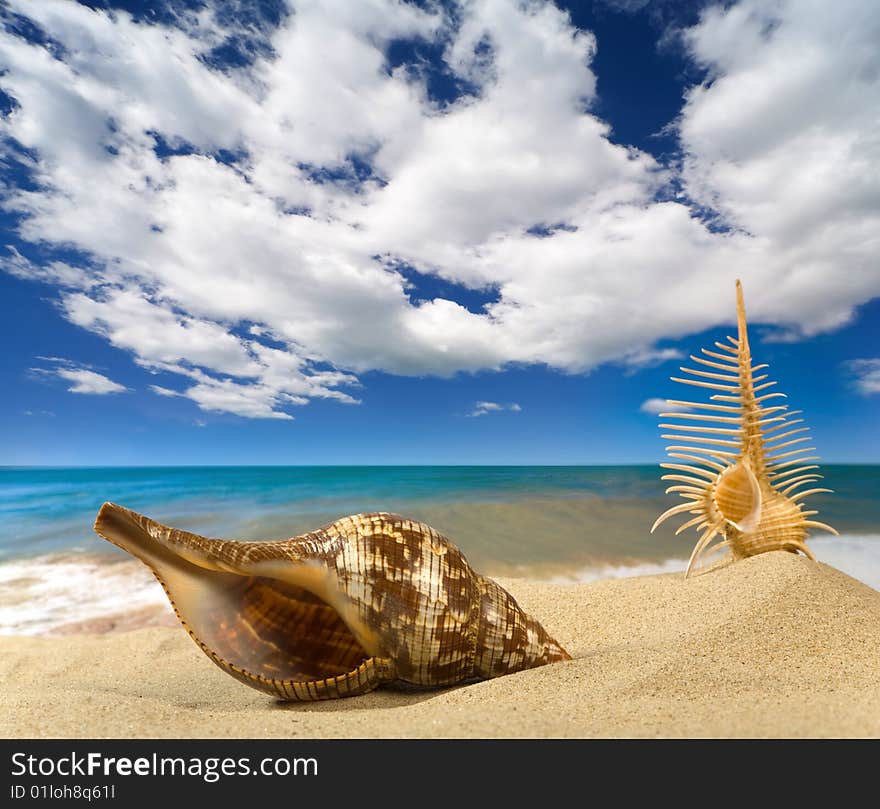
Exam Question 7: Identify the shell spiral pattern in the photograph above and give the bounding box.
[651,280,838,576]
[94,504,570,701]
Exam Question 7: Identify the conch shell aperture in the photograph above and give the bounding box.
[94,504,570,701]
[651,280,838,575]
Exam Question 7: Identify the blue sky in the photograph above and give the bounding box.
[0,0,878,465]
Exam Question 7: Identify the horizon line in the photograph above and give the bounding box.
[1,461,876,470]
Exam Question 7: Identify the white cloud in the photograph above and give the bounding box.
[468,400,522,417]
[639,398,692,415]
[56,368,128,395]
[30,358,128,395]
[180,373,297,420]
[149,385,179,397]
[677,0,880,335]
[1,0,878,419]
[847,359,880,395]
[63,289,260,378]
[620,347,684,369]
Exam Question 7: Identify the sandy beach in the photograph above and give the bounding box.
[2,551,879,738]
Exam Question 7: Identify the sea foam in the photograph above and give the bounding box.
[0,555,166,635]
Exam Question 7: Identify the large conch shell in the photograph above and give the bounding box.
[94,504,570,701]
[651,280,838,576]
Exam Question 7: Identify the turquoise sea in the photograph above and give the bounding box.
[1,465,878,634]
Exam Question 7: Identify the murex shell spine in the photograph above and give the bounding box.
[651,280,837,575]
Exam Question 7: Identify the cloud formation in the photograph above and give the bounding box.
[468,401,522,417]
[678,0,880,335]
[846,359,880,395]
[57,368,128,395]
[1,0,877,418]
[639,398,692,415]
[30,358,128,395]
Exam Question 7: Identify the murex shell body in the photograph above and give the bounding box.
[94,505,570,701]
[651,280,838,575]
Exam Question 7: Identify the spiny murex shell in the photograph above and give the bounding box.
[94,504,570,701]
[651,280,838,576]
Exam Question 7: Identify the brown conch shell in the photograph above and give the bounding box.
[94,504,570,701]
[651,280,838,576]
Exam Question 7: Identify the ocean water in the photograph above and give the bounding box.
[1,465,878,634]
